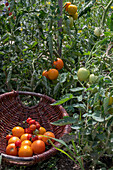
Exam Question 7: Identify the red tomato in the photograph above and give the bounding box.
[35,122,41,129]
[5,2,9,6]
[15,140,21,148]
[9,12,12,16]
[26,117,32,123]
[29,120,36,125]
[27,134,32,141]
[30,124,36,131]
[6,134,13,141]
[32,135,38,142]
[25,128,33,134]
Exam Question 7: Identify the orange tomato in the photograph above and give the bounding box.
[38,135,43,140]
[42,70,49,79]
[29,124,36,131]
[6,143,18,156]
[31,140,45,154]
[53,58,64,70]
[67,5,77,15]
[18,145,33,157]
[42,131,55,145]
[21,140,32,146]
[8,136,21,145]
[39,127,46,135]
[6,134,13,141]
[12,126,24,138]
[64,2,71,11]
[47,69,59,80]
[20,133,30,142]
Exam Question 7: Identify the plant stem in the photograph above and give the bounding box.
[101,0,113,28]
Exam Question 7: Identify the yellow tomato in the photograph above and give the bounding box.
[67,5,77,15]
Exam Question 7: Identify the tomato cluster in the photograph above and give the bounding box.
[42,58,64,80]
[5,117,55,157]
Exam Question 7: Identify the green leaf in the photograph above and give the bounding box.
[70,87,84,92]
[103,97,109,114]
[50,93,74,105]
[59,73,68,83]
[51,116,77,126]
[110,13,113,31]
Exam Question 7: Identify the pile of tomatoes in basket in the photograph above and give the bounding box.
[6,117,55,157]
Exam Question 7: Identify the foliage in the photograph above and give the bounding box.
[0,0,113,169]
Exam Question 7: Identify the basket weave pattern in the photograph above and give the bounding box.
[0,91,71,166]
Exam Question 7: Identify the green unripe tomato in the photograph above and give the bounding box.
[89,74,98,84]
[65,16,73,28]
[77,67,90,81]
[94,27,102,37]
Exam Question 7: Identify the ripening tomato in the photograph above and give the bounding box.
[31,140,45,154]
[32,135,38,142]
[25,128,33,134]
[18,145,33,157]
[21,140,32,147]
[15,140,21,148]
[39,127,46,135]
[12,126,24,138]
[6,134,13,141]
[53,58,64,70]
[42,131,55,145]
[29,120,36,125]
[6,143,18,156]
[29,124,36,131]
[8,136,21,145]
[26,117,32,123]
[35,122,41,130]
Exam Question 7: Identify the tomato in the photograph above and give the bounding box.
[42,131,55,145]
[27,134,32,140]
[94,27,102,37]
[38,135,43,140]
[21,140,32,146]
[67,5,77,15]
[5,2,9,6]
[12,126,24,138]
[18,145,33,157]
[89,74,98,84]
[42,70,49,79]
[47,69,59,80]
[8,136,21,145]
[20,133,30,142]
[29,120,36,125]
[9,12,12,16]
[31,140,45,154]
[32,135,38,142]
[15,140,21,148]
[6,134,13,141]
[64,2,71,11]
[53,58,64,70]
[39,127,46,135]
[72,12,78,20]
[6,143,18,156]
[29,124,36,131]
[77,67,90,81]
[25,128,33,134]
[35,122,40,130]
[26,117,32,123]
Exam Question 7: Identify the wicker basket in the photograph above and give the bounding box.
[0,91,71,166]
